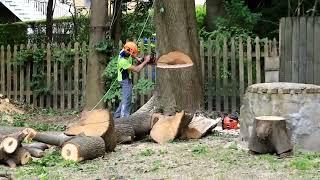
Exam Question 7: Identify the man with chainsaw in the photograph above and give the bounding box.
[114,41,151,118]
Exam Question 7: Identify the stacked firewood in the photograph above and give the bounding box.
[0,128,39,168]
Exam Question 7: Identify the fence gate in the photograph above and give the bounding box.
[279,16,320,84]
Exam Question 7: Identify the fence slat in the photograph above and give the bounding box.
[26,44,31,104]
[46,44,51,107]
[53,44,58,109]
[0,46,4,95]
[255,37,261,83]
[292,17,299,83]
[60,43,65,110]
[81,42,87,107]
[284,18,293,82]
[67,43,72,109]
[215,40,221,112]
[39,44,45,108]
[6,45,11,99]
[223,38,228,112]
[314,18,320,85]
[299,17,307,83]
[200,39,205,87]
[19,44,25,102]
[230,38,236,112]
[74,42,80,109]
[279,18,286,81]
[247,37,252,86]
[32,44,37,107]
[306,17,314,84]
[207,39,213,111]
[13,45,18,101]
[239,38,245,102]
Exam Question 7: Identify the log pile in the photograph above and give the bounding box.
[0,128,37,168]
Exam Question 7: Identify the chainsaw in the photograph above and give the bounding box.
[222,112,239,130]
[136,52,157,65]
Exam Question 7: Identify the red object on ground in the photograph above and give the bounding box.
[222,116,239,130]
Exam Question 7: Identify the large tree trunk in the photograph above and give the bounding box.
[46,0,54,43]
[206,0,226,31]
[111,0,122,43]
[85,0,109,109]
[154,0,204,114]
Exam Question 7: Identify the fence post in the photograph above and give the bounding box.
[255,37,261,83]
[46,43,52,107]
[74,42,80,109]
[247,37,252,87]
[239,37,244,103]
[230,37,237,112]
[215,39,221,112]
[13,45,18,101]
[19,44,25,102]
[223,38,228,112]
[6,45,12,99]
[1,45,5,95]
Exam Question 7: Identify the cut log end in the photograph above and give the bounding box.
[65,109,111,137]
[150,111,191,144]
[2,137,18,154]
[157,51,193,65]
[61,143,81,162]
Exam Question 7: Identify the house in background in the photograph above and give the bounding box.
[0,0,78,23]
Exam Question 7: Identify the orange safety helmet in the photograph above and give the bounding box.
[123,41,138,57]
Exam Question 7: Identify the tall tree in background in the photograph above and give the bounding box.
[46,0,54,42]
[154,0,204,114]
[85,0,109,109]
[206,0,226,31]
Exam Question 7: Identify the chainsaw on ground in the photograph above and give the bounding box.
[221,112,240,130]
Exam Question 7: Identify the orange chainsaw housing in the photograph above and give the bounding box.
[222,116,239,130]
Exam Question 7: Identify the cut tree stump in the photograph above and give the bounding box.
[150,111,192,144]
[180,113,219,139]
[248,116,293,157]
[61,136,106,162]
[65,109,116,152]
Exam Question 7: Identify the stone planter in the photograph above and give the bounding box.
[240,82,320,151]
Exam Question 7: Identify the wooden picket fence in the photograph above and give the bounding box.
[0,37,279,112]
[200,37,279,113]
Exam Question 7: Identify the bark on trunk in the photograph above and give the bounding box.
[65,110,117,152]
[114,96,158,138]
[23,146,44,158]
[46,0,54,43]
[34,131,72,147]
[111,0,122,43]
[114,124,135,144]
[248,116,293,156]
[61,136,105,162]
[85,0,109,109]
[22,142,49,151]
[206,0,226,31]
[154,0,204,114]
